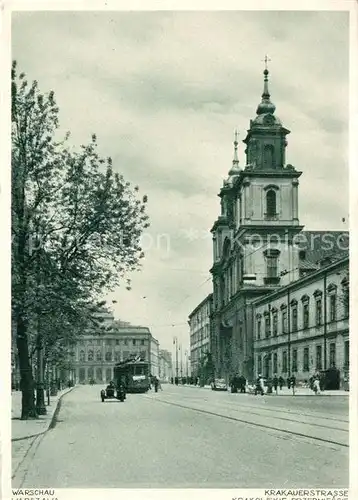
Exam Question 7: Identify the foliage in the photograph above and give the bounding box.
[11,60,150,418]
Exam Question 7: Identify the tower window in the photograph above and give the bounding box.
[299,250,306,260]
[265,190,277,218]
[266,256,278,278]
[263,248,280,285]
[264,144,275,169]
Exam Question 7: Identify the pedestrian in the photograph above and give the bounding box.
[290,374,296,395]
[278,376,284,390]
[287,377,291,389]
[240,375,246,393]
[231,374,238,393]
[154,377,161,393]
[273,374,278,395]
[313,376,320,395]
[255,374,264,395]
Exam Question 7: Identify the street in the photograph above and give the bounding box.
[13,384,349,488]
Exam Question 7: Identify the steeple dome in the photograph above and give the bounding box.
[256,57,276,116]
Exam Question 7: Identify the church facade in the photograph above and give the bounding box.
[208,65,349,383]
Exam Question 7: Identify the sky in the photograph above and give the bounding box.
[11,9,349,355]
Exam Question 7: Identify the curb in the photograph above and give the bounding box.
[12,386,75,442]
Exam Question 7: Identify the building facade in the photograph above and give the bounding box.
[158,349,173,382]
[189,294,213,379]
[72,313,160,383]
[252,256,349,386]
[208,65,349,383]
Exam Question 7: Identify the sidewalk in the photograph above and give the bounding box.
[178,384,348,396]
[12,386,75,441]
[12,386,75,479]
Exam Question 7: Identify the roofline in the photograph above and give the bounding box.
[188,293,213,319]
[251,255,349,306]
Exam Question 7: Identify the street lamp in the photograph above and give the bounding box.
[173,336,179,383]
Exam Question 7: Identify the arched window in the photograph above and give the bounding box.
[96,350,102,361]
[266,190,277,218]
[105,351,112,362]
[88,349,94,361]
[79,350,85,362]
[264,144,275,168]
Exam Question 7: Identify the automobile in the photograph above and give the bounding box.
[211,378,228,391]
[100,383,126,402]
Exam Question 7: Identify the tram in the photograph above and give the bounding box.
[114,356,150,393]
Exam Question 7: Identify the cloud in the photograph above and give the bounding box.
[11,10,349,352]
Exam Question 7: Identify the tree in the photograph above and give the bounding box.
[12,61,150,418]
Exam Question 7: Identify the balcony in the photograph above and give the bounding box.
[264,213,279,221]
[264,276,281,285]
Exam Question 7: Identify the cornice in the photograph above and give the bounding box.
[240,169,302,178]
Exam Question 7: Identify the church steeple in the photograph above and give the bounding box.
[228,130,241,176]
[256,56,276,116]
[243,58,291,171]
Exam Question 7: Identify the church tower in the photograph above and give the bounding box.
[233,61,303,287]
[210,60,304,380]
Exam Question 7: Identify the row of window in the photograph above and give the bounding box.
[257,341,349,375]
[190,346,208,363]
[78,338,147,347]
[256,283,349,339]
[78,350,147,362]
[78,367,113,382]
[190,325,210,345]
[191,305,211,326]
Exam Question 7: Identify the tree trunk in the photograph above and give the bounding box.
[36,335,47,415]
[16,315,37,420]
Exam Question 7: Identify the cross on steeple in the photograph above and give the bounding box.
[263,54,271,70]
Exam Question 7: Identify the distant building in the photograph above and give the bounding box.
[158,349,173,382]
[188,294,213,379]
[252,256,349,387]
[72,311,160,383]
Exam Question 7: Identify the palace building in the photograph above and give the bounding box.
[72,310,160,383]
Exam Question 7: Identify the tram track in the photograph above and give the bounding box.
[176,391,349,423]
[186,397,349,432]
[148,395,349,449]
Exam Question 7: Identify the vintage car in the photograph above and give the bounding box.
[100,383,126,402]
[210,378,228,391]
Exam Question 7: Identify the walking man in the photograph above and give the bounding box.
[290,374,296,396]
[273,374,278,395]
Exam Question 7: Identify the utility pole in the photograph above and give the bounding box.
[180,344,183,381]
[173,336,179,383]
